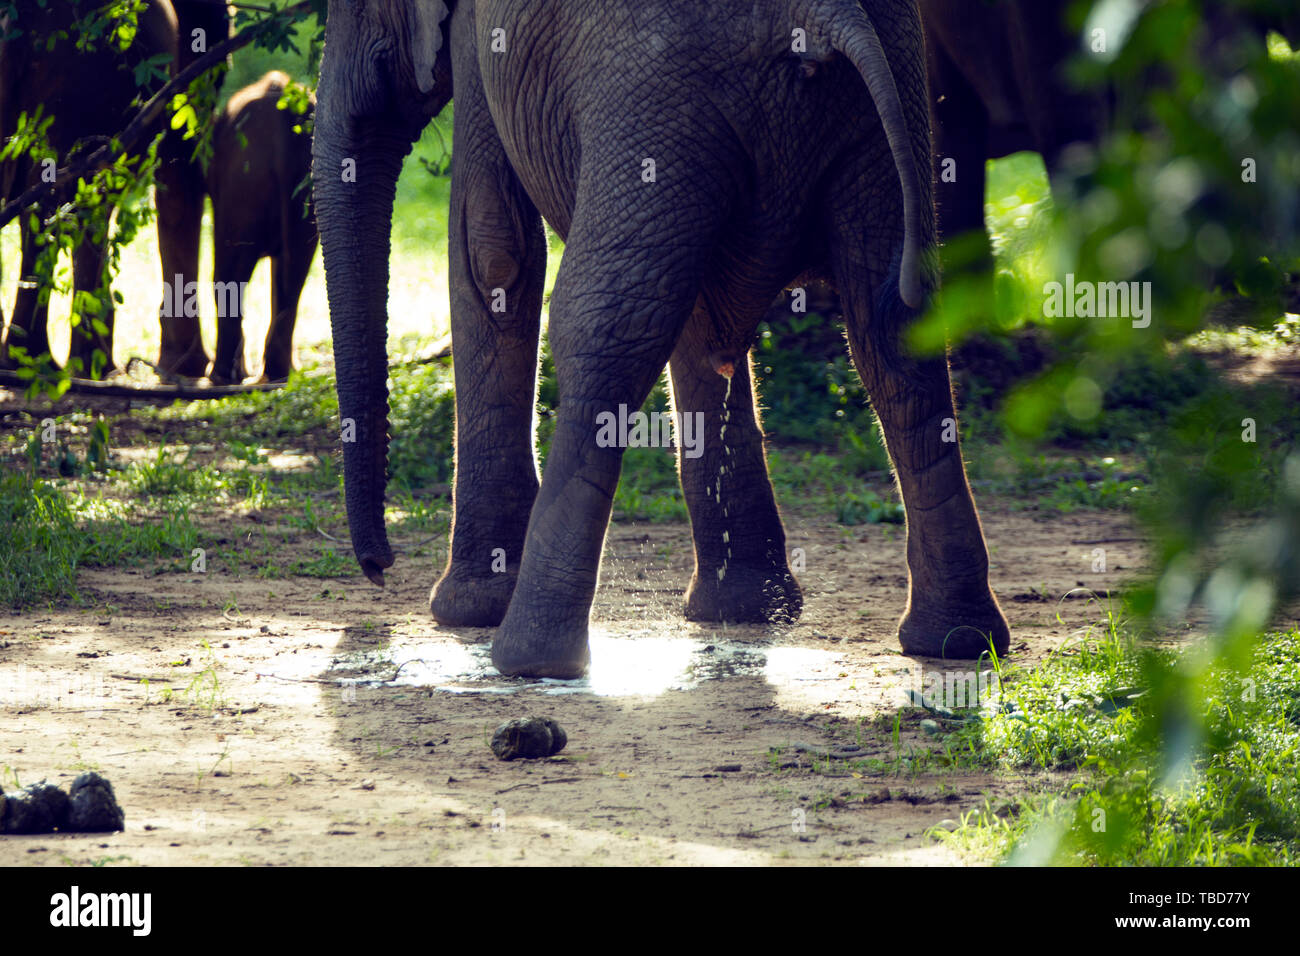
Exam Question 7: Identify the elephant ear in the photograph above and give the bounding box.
[405,0,450,94]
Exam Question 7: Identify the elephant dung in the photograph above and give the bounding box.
[66,771,125,832]
[2,781,71,834]
[491,717,567,761]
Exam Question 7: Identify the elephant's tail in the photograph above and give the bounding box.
[806,0,928,309]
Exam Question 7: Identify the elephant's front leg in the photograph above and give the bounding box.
[155,141,210,378]
[669,307,801,623]
[2,226,54,369]
[428,129,547,628]
[67,227,118,377]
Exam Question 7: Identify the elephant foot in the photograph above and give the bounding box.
[158,345,211,380]
[208,358,249,386]
[897,589,1010,660]
[260,350,294,385]
[491,612,590,679]
[430,570,516,628]
[684,564,802,624]
[258,366,292,385]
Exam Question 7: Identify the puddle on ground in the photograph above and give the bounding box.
[323,630,846,699]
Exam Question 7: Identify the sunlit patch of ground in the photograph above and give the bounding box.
[0,506,1131,865]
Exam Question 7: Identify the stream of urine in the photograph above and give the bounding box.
[716,375,732,582]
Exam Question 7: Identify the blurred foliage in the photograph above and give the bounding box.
[912,0,1300,863]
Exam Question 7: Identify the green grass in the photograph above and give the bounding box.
[929,626,1300,865]
[122,446,228,497]
[834,489,904,525]
[0,470,204,607]
[148,362,340,440]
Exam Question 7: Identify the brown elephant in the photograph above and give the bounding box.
[313,0,1010,678]
[0,0,230,378]
[204,71,317,385]
[0,0,177,375]
[155,0,233,378]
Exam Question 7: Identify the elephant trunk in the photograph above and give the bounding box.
[807,0,928,309]
[312,112,409,587]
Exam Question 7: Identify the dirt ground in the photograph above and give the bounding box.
[0,497,1140,866]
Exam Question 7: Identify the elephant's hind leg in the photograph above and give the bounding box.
[669,303,801,624]
[929,39,993,269]
[262,223,317,383]
[209,231,258,386]
[428,86,547,629]
[828,191,1009,660]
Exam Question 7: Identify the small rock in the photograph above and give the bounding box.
[3,781,70,834]
[491,717,568,760]
[920,719,941,736]
[66,771,125,832]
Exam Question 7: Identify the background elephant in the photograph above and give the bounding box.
[921,0,1106,271]
[922,0,1300,267]
[205,70,317,385]
[0,0,177,375]
[314,0,1009,679]
[0,0,231,379]
[155,0,232,378]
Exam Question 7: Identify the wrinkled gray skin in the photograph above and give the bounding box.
[314,0,1010,679]
[921,0,1300,263]
[206,71,318,385]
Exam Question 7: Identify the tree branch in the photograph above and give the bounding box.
[0,0,315,230]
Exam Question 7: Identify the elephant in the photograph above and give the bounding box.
[205,70,318,385]
[921,0,1300,268]
[156,0,232,379]
[0,0,230,379]
[920,0,1106,271]
[313,0,1011,678]
[0,0,177,376]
